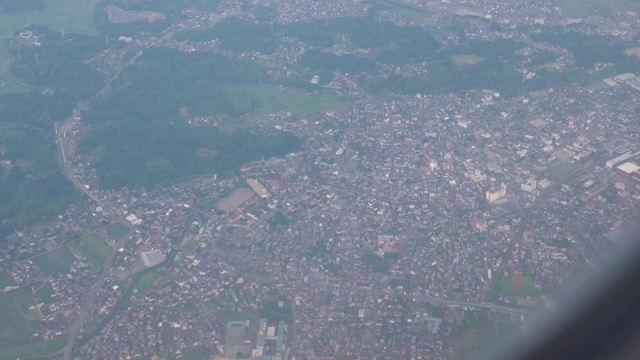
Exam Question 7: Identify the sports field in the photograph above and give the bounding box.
[106,222,129,239]
[491,272,539,298]
[184,238,200,251]
[134,271,161,294]
[216,187,255,212]
[32,246,76,276]
[72,233,112,266]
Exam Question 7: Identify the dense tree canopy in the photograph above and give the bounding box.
[78,48,301,189]
[0,30,104,128]
[0,126,77,227]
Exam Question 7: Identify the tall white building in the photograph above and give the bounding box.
[486,178,507,203]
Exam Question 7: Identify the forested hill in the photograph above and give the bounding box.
[77,48,302,189]
[0,27,103,230]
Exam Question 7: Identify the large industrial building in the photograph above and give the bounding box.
[616,162,640,180]
[140,249,166,267]
[606,151,640,169]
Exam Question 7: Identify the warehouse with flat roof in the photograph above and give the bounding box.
[617,162,640,178]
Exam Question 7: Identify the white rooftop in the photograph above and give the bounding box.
[617,162,640,174]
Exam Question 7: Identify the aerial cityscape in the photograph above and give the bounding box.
[0,0,639,359]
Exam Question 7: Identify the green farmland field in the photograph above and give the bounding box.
[72,233,112,266]
[231,84,352,121]
[106,222,129,239]
[32,246,75,275]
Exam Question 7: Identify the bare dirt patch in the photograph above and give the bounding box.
[68,138,77,158]
[216,188,254,212]
[529,118,548,128]
[510,271,524,291]
[625,47,640,58]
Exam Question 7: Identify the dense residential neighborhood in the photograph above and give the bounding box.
[1,0,640,359]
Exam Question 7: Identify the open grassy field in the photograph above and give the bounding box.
[106,222,129,239]
[6,287,32,307]
[489,312,511,321]
[496,320,520,338]
[34,282,55,302]
[231,84,353,121]
[72,233,112,266]
[452,54,485,66]
[491,273,539,298]
[554,0,640,17]
[183,238,200,252]
[483,319,521,350]
[134,271,161,294]
[0,272,17,288]
[0,288,65,358]
[0,337,66,360]
[0,306,36,352]
[483,320,498,347]
[456,327,485,354]
[32,246,76,276]
[0,0,98,39]
[0,80,32,94]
